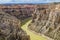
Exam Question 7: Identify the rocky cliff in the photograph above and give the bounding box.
[0,5,35,20]
[0,11,30,40]
[28,4,60,40]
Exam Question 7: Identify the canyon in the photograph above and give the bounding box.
[0,3,60,40]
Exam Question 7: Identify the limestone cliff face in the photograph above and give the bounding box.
[0,11,30,40]
[28,4,60,40]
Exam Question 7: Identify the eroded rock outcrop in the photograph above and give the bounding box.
[0,11,30,40]
[28,4,60,40]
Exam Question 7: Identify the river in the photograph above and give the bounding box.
[21,20,47,40]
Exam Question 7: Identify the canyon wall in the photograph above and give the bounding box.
[0,5,35,20]
[0,11,30,40]
[28,4,60,40]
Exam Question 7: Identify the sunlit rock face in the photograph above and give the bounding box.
[0,11,30,40]
[28,4,60,40]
